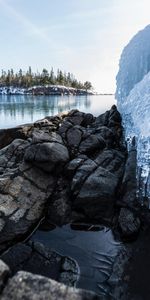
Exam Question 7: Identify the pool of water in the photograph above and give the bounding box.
[0,94,115,129]
[31,224,121,296]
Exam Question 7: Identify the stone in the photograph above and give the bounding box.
[120,144,137,207]
[118,208,141,239]
[94,149,125,178]
[1,242,79,287]
[71,159,97,196]
[74,166,119,220]
[79,135,105,154]
[0,107,128,251]
[0,260,10,292]
[0,139,56,251]
[0,271,102,300]
[24,142,69,172]
[81,113,95,127]
[95,126,115,147]
[66,158,85,177]
[0,125,32,150]
[66,127,82,149]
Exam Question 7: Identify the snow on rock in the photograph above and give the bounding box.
[0,85,94,96]
[116,25,150,206]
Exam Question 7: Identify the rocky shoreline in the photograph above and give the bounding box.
[0,106,145,299]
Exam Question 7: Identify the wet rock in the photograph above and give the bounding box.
[1,241,79,287]
[118,208,141,239]
[0,271,102,300]
[0,260,10,292]
[120,143,137,207]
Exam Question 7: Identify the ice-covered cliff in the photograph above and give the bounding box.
[116,25,150,102]
[116,25,150,206]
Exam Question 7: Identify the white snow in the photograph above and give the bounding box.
[116,25,150,206]
[0,85,93,95]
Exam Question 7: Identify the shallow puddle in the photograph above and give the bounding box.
[31,223,122,296]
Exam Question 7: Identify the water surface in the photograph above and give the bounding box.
[32,224,121,296]
[0,94,115,129]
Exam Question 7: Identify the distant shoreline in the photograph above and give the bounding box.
[0,85,95,96]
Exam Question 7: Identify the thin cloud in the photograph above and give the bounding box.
[0,0,54,44]
[0,0,71,54]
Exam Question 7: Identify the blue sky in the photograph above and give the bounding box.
[0,0,149,92]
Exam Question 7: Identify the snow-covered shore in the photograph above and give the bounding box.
[0,85,95,96]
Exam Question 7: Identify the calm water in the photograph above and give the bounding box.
[0,94,115,129]
[32,224,121,296]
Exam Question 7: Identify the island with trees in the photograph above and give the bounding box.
[0,67,94,95]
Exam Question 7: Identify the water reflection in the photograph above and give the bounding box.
[0,94,115,129]
[32,224,121,296]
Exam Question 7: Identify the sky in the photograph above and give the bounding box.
[0,0,149,93]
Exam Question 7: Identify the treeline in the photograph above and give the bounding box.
[0,67,93,90]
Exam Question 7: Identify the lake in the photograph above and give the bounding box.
[0,94,115,129]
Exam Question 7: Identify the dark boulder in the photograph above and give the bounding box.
[118,208,140,240]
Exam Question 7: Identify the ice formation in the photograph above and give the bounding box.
[116,25,150,102]
[116,25,150,206]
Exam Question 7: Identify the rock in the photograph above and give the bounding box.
[58,120,72,139]
[0,139,56,251]
[95,126,115,147]
[47,177,71,225]
[118,208,141,239]
[79,135,106,154]
[94,111,110,127]
[120,141,137,207]
[109,105,122,124]
[71,159,97,196]
[0,271,102,300]
[66,127,82,149]
[24,141,69,173]
[0,260,10,292]
[0,106,127,250]
[66,158,85,177]
[74,166,119,220]
[94,149,125,178]
[1,241,79,287]
[81,113,95,127]
[0,125,32,150]
[66,112,84,126]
